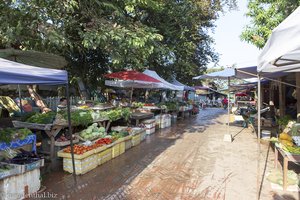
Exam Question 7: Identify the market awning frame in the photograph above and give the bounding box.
[0,58,77,180]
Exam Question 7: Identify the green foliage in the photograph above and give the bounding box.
[0,0,237,89]
[241,0,300,49]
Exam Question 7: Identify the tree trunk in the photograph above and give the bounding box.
[77,78,90,100]
[27,85,51,113]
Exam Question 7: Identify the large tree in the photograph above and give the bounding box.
[241,0,300,49]
[0,0,237,91]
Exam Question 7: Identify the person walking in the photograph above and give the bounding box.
[222,97,228,110]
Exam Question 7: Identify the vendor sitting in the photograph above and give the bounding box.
[57,98,67,111]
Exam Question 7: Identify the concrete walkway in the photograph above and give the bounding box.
[38,108,299,200]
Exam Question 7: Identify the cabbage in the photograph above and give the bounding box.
[86,128,93,134]
[92,123,98,127]
[99,127,105,133]
[92,132,98,137]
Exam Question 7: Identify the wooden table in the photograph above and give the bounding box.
[131,112,154,126]
[274,146,300,190]
[12,119,109,162]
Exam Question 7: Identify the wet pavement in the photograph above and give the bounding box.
[37,108,299,200]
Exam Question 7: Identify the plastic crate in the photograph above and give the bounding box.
[119,142,125,155]
[142,119,156,129]
[140,130,147,141]
[125,139,132,150]
[146,127,155,135]
[132,134,141,146]
[63,154,98,175]
[112,143,120,158]
[97,148,112,165]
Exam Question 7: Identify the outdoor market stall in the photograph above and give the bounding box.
[104,70,164,124]
[0,58,73,198]
[257,6,300,191]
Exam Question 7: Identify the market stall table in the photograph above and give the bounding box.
[131,112,154,126]
[12,119,110,162]
[274,146,300,191]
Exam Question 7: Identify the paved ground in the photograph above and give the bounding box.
[38,108,299,200]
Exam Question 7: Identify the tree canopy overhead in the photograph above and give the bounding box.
[0,0,237,90]
[241,0,300,49]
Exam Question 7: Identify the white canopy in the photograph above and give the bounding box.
[143,70,184,91]
[258,6,300,73]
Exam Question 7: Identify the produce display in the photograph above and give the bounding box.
[103,108,132,122]
[132,102,144,108]
[63,138,113,155]
[60,110,93,126]
[276,115,293,127]
[271,132,300,155]
[143,103,155,107]
[282,145,300,155]
[79,123,106,141]
[6,149,42,165]
[26,111,56,124]
[56,134,77,143]
[0,128,32,144]
[90,111,109,121]
[109,131,129,141]
[63,144,94,154]
[279,133,293,147]
[95,138,112,145]
[158,101,178,111]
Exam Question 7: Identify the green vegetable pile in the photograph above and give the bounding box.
[59,110,93,126]
[158,101,179,111]
[80,123,106,140]
[20,112,38,122]
[0,128,32,144]
[276,115,292,127]
[105,109,122,122]
[283,145,300,155]
[109,130,129,141]
[121,107,132,121]
[132,102,144,108]
[26,111,56,124]
[103,108,132,122]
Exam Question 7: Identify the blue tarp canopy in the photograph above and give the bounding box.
[171,79,195,91]
[0,58,68,85]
